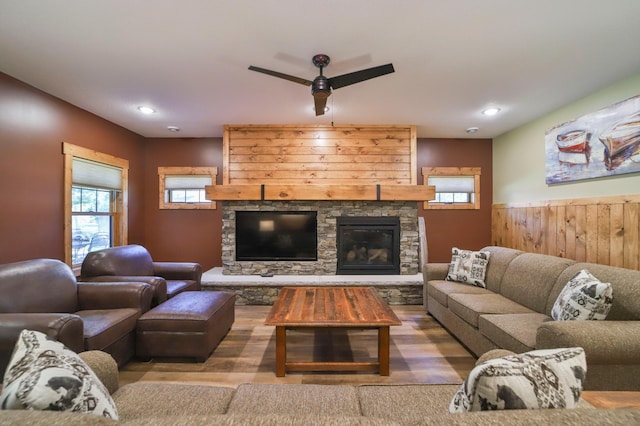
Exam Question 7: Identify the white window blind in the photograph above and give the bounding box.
[72,158,122,190]
[164,175,212,189]
[428,176,475,192]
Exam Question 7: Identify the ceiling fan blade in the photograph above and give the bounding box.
[248,66,312,86]
[328,63,395,89]
[313,92,329,116]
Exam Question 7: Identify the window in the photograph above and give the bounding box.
[63,143,128,269]
[158,167,218,209]
[422,167,481,210]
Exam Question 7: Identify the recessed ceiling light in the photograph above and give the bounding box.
[167,126,180,132]
[482,107,501,116]
[466,127,479,133]
[137,106,156,114]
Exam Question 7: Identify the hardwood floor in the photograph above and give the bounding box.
[119,305,640,409]
[119,305,477,387]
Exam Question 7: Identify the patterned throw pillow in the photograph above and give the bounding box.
[449,347,586,412]
[551,269,613,321]
[446,247,491,288]
[0,329,118,419]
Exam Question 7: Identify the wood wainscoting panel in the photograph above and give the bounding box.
[492,195,640,270]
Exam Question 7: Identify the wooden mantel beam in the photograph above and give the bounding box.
[205,184,435,202]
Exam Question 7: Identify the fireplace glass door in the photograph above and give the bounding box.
[336,216,400,274]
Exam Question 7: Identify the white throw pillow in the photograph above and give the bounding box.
[446,247,491,288]
[551,269,613,321]
[0,329,118,419]
[449,347,586,412]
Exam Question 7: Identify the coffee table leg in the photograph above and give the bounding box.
[378,326,390,376]
[275,326,286,377]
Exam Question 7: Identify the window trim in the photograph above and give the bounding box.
[63,142,129,270]
[158,166,218,210]
[422,166,481,210]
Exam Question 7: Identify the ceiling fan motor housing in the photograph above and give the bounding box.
[312,75,331,96]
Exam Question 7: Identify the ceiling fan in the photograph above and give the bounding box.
[248,54,395,116]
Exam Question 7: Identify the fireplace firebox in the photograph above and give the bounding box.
[336,216,401,275]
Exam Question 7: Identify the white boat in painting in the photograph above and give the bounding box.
[556,130,591,153]
[598,112,640,157]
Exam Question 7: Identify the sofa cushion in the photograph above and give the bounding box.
[479,313,551,353]
[0,259,79,313]
[551,269,613,321]
[76,308,140,351]
[480,246,525,293]
[112,382,234,421]
[124,414,402,426]
[82,245,154,277]
[358,384,459,423]
[226,383,360,417]
[432,408,640,425]
[448,293,534,328]
[427,280,492,307]
[499,253,576,313]
[449,347,586,412]
[446,248,491,288]
[0,329,118,419]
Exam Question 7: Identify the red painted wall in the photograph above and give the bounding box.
[0,71,493,269]
[417,138,493,262]
[0,72,146,263]
[142,138,223,270]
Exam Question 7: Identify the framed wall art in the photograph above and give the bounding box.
[545,94,640,184]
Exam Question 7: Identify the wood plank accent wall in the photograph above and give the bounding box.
[492,194,640,270]
[223,124,417,185]
[208,124,434,202]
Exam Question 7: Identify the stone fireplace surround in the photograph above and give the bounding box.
[202,200,423,305]
[222,200,420,276]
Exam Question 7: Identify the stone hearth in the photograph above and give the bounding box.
[201,267,423,305]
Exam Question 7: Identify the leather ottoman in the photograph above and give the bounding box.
[136,291,235,362]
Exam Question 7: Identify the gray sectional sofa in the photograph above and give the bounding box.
[424,246,640,390]
[2,351,638,425]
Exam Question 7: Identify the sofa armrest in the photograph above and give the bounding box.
[537,320,640,364]
[0,313,84,377]
[76,282,153,313]
[425,262,450,283]
[78,350,119,394]
[153,261,202,286]
[80,275,167,304]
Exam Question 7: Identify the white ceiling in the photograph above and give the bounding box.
[2,1,640,139]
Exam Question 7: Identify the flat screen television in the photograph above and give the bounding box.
[235,211,318,261]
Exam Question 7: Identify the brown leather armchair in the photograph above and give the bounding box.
[0,258,153,377]
[79,244,202,306]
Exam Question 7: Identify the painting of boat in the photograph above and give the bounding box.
[556,129,591,153]
[545,94,640,184]
[598,112,640,157]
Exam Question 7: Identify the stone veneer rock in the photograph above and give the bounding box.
[202,284,423,305]
[222,200,420,275]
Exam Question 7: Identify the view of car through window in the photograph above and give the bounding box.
[71,186,113,264]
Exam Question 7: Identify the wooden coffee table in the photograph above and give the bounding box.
[264,286,402,377]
